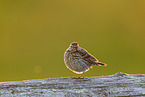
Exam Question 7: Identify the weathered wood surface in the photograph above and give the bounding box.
[0,72,145,97]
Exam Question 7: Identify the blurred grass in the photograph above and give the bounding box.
[0,0,145,81]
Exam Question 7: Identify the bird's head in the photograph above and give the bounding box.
[69,42,79,52]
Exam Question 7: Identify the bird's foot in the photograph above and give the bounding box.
[71,76,85,79]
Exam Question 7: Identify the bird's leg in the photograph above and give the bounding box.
[79,72,84,77]
[78,72,85,79]
[71,72,85,79]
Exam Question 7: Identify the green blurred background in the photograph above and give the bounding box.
[0,0,145,82]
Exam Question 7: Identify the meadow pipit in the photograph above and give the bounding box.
[64,42,107,78]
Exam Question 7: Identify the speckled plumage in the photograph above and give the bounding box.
[64,42,107,77]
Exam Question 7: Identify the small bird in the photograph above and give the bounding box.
[64,42,107,78]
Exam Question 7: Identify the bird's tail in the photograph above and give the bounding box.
[95,62,107,67]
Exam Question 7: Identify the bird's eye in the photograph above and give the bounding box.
[72,43,77,45]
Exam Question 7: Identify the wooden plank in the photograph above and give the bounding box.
[0,72,145,96]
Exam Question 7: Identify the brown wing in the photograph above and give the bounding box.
[78,48,98,63]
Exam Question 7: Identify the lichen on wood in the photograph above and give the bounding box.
[0,72,145,97]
